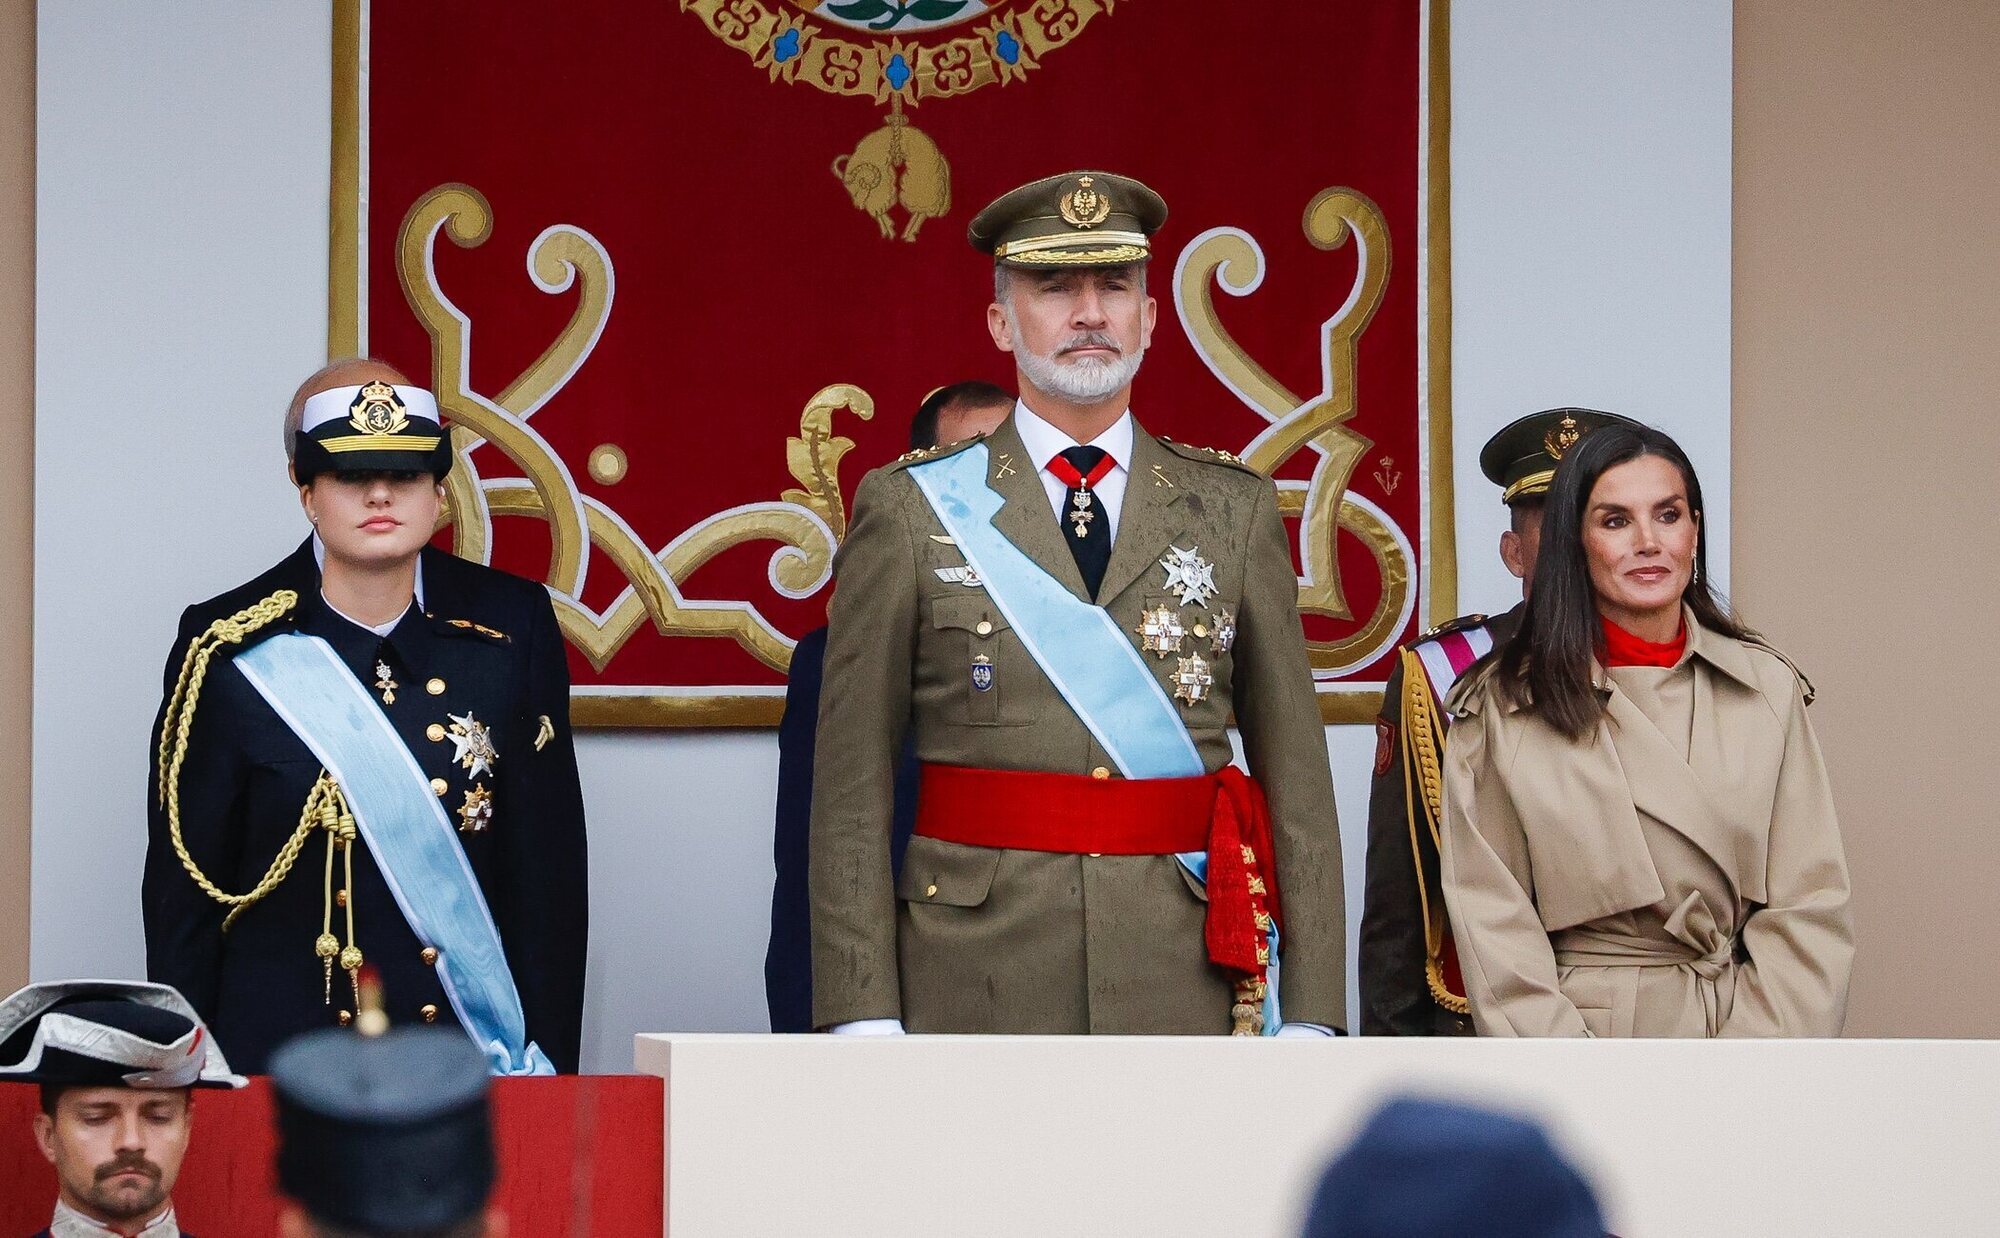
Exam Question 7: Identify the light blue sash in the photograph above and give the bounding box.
[235,633,553,1076]
[909,444,1203,780]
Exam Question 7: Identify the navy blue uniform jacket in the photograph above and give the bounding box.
[143,540,588,1072]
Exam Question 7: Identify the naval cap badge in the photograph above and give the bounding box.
[349,379,410,436]
[1059,174,1112,230]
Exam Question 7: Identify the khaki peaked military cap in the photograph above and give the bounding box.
[1479,407,1643,505]
[969,170,1168,268]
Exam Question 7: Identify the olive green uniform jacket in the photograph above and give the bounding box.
[1440,612,1853,1037]
[809,415,1345,1033]
[1359,605,1521,1036]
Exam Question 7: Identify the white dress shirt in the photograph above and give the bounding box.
[1010,400,1135,542]
[51,1200,179,1238]
[313,531,423,635]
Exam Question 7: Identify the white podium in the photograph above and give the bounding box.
[635,1034,2000,1237]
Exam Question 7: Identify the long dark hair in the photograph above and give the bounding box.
[1494,422,1754,739]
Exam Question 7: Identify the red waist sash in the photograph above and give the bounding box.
[915,763,1281,979]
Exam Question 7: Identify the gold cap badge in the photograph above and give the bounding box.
[1059,175,1112,230]
[349,380,410,436]
[1542,413,1582,461]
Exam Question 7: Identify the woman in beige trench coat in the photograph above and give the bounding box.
[1440,421,1852,1037]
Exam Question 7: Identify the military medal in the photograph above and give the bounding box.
[1209,606,1237,655]
[1159,545,1218,608]
[1046,451,1116,540]
[1171,654,1213,707]
[934,565,985,588]
[1136,604,1185,657]
[373,660,398,705]
[445,712,497,778]
[457,784,493,833]
[970,654,994,692]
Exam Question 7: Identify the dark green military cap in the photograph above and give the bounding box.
[969,170,1168,268]
[1479,408,1643,505]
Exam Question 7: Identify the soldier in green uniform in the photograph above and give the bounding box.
[810,171,1346,1037]
[1359,408,1637,1035]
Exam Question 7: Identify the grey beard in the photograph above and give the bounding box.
[1016,344,1144,403]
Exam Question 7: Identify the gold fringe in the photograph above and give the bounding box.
[1399,648,1470,1016]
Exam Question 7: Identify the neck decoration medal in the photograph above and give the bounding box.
[374,660,399,705]
[1047,452,1117,540]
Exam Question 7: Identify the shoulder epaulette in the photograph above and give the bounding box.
[1741,634,1817,706]
[437,616,511,644]
[1412,613,1489,645]
[1156,436,1263,476]
[889,434,986,470]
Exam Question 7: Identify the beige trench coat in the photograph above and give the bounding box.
[809,416,1345,1034]
[1440,613,1853,1037]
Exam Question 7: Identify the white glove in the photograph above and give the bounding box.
[1273,1022,1337,1038]
[828,1018,907,1036]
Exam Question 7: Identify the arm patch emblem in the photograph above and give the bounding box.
[1373,719,1397,777]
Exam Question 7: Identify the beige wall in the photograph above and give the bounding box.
[1,0,32,993]
[4,4,1995,1032]
[1734,0,2000,1035]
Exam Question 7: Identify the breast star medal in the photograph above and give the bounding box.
[373,660,398,705]
[456,784,493,833]
[1136,604,1185,657]
[1209,606,1237,655]
[1159,545,1218,608]
[445,712,497,778]
[970,654,994,692]
[1171,654,1214,707]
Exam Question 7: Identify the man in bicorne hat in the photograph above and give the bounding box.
[0,980,244,1238]
[1360,407,1639,1035]
[810,171,1347,1036]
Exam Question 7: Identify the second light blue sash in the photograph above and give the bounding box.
[909,443,1204,780]
[235,633,553,1076]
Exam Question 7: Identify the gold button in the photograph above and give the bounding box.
[420,1004,438,1023]
[975,620,993,636]
[335,890,348,908]
[1088,852,1102,858]
[421,947,439,966]
[426,678,447,695]
[337,1010,353,1027]
[431,778,448,796]
[426,723,446,742]
[1091,766,1111,780]
[1193,623,1209,638]
[925,883,939,898]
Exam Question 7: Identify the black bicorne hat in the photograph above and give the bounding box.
[0,980,246,1090]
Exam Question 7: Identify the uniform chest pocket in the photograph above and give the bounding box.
[928,594,1025,726]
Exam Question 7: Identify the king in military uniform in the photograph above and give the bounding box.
[141,359,588,1074]
[809,171,1346,1036]
[1359,407,1636,1035]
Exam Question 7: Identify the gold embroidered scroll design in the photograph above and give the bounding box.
[397,183,872,675]
[1175,188,1415,677]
